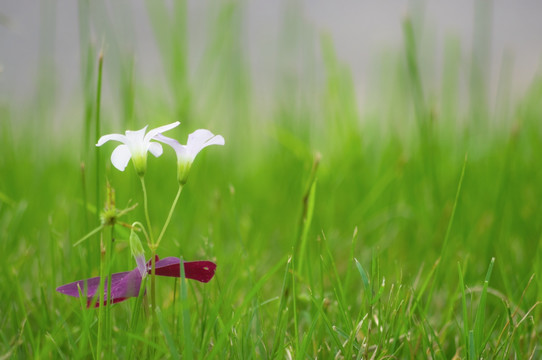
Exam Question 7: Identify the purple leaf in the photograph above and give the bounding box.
[56,267,142,307]
[154,257,217,283]
[56,256,217,307]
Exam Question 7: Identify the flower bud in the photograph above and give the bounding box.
[130,228,146,277]
[177,159,192,185]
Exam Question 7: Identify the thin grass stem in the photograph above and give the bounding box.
[155,184,183,248]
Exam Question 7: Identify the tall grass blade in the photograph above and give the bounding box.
[179,256,193,359]
[270,256,292,359]
[156,307,180,360]
[474,257,495,355]
[458,262,469,359]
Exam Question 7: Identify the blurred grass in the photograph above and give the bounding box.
[1,0,542,358]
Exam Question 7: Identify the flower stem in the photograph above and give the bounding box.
[127,272,148,358]
[148,247,157,358]
[96,233,105,358]
[132,221,151,246]
[151,249,157,314]
[139,176,155,247]
[139,175,157,346]
[155,184,183,248]
[96,225,115,358]
[105,226,114,351]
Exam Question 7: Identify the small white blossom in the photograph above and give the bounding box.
[155,129,225,184]
[96,122,180,175]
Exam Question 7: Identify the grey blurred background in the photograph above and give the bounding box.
[1,0,541,118]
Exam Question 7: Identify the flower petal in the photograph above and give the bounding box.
[187,129,225,157]
[56,275,103,298]
[187,129,215,147]
[56,258,164,307]
[145,121,180,142]
[154,134,181,149]
[153,257,217,283]
[124,126,148,144]
[154,134,189,159]
[148,142,163,158]
[110,145,132,171]
[105,268,142,304]
[184,261,217,283]
[96,133,127,147]
[56,255,217,307]
[56,269,142,307]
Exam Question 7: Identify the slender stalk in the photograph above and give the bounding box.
[80,163,89,236]
[132,221,151,245]
[80,162,90,278]
[95,51,103,226]
[291,255,299,355]
[105,225,114,352]
[96,233,105,359]
[147,248,157,358]
[179,256,193,359]
[139,178,183,350]
[155,184,183,248]
[127,275,148,358]
[93,53,104,339]
[150,250,156,313]
[139,176,155,246]
[95,225,115,358]
[139,175,157,348]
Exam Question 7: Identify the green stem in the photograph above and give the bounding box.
[105,226,114,352]
[139,176,155,246]
[150,248,156,311]
[149,247,157,358]
[95,51,103,227]
[155,185,183,248]
[96,233,105,358]
[96,225,115,358]
[132,221,151,246]
[139,176,157,345]
[93,51,104,311]
[127,272,148,359]
[179,256,193,358]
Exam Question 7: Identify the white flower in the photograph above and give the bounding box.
[96,122,180,176]
[155,129,225,184]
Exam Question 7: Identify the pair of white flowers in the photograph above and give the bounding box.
[96,121,224,184]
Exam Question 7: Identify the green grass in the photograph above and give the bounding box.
[1,1,542,358]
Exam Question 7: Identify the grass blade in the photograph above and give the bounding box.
[458,262,469,359]
[156,307,180,360]
[179,256,193,359]
[474,257,495,355]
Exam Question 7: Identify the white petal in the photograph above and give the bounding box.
[110,144,132,171]
[125,126,148,144]
[148,142,163,158]
[145,121,181,142]
[96,133,126,147]
[187,129,215,147]
[187,129,225,156]
[206,134,225,147]
[154,134,188,159]
[154,134,181,149]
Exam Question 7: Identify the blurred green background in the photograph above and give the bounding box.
[1,0,542,358]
